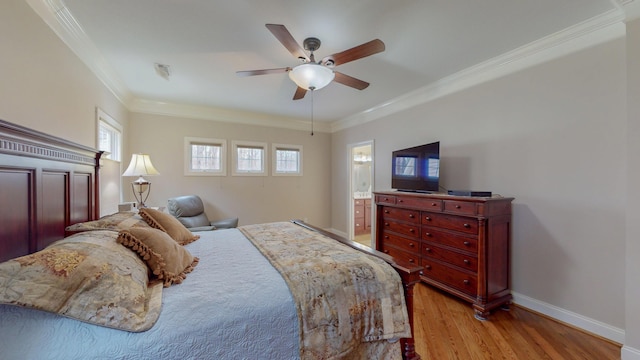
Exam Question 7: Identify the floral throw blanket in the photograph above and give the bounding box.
[239,222,411,360]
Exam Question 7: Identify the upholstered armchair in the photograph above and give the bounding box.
[167,195,238,231]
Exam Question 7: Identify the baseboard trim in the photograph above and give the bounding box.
[622,345,640,360]
[512,291,625,344]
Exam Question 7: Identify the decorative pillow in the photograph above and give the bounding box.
[65,212,151,235]
[0,230,163,332]
[139,208,200,245]
[117,228,199,287]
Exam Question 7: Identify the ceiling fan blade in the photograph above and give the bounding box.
[266,24,310,62]
[321,39,385,67]
[293,86,307,100]
[333,72,370,90]
[236,67,291,77]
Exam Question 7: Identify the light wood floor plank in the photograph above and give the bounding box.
[412,283,621,359]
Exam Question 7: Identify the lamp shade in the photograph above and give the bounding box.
[288,63,335,91]
[122,154,160,177]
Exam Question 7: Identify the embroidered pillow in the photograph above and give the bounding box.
[65,212,151,236]
[139,208,199,245]
[117,228,199,287]
[0,230,163,332]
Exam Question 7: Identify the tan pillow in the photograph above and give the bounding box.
[139,208,199,245]
[0,230,163,332]
[117,228,199,287]
[65,212,151,235]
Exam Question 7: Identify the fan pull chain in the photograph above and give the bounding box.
[310,86,315,136]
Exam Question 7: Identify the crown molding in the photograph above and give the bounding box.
[26,0,133,106]
[27,0,627,134]
[129,99,332,133]
[331,8,626,133]
[26,0,329,133]
[620,0,640,20]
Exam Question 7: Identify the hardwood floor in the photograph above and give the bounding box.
[412,283,621,360]
[353,233,373,247]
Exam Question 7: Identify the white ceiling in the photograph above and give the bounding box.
[31,0,630,126]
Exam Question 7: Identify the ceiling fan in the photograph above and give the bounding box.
[236,24,385,100]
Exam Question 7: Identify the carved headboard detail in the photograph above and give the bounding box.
[0,119,102,262]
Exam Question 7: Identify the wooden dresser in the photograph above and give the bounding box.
[374,191,514,320]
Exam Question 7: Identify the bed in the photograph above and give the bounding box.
[0,119,422,360]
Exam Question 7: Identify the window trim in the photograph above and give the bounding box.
[272,143,303,176]
[96,108,122,162]
[232,140,267,176]
[184,137,227,176]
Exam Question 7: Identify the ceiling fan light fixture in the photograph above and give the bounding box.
[289,63,335,91]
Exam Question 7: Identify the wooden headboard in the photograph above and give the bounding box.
[0,119,102,262]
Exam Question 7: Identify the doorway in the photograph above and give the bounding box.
[349,141,374,247]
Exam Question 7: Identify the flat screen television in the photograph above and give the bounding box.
[391,141,440,193]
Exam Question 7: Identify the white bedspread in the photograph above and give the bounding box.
[0,229,299,360]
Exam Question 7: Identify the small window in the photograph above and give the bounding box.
[232,141,267,176]
[96,108,122,161]
[273,143,302,176]
[184,137,227,176]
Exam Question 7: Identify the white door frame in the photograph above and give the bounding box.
[347,140,374,245]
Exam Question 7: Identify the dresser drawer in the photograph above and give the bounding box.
[354,204,365,218]
[382,231,420,254]
[422,243,477,272]
[381,219,420,238]
[381,206,420,223]
[421,260,477,296]
[396,196,443,211]
[354,199,368,206]
[421,212,478,234]
[422,227,478,253]
[381,244,419,265]
[376,194,396,205]
[443,200,477,215]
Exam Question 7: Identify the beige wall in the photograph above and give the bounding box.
[0,0,128,147]
[626,18,640,358]
[0,0,128,216]
[332,38,627,332]
[126,112,332,227]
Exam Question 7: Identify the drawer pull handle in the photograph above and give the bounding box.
[463,241,471,246]
[425,216,431,221]
[463,259,470,265]
[432,203,437,206]
[463,223,471,228]
[384,235,389,239]
[425,265,432,270]
[463,280,470,285]
[409,214,415,218]
[383,250,389,254]
[409,259,414,263]
[399,199,404,203]
[409,242,415,247]
[425,247,431,252]
[456,205,461,209]
[409,228,415,233]
[425,232,432,237]
[385,222,390,227]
